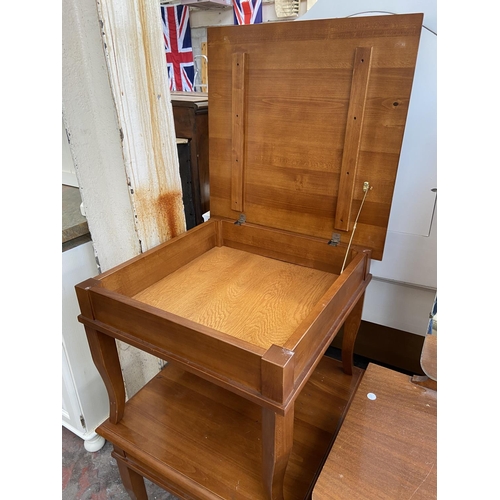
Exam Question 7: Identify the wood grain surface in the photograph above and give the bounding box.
[99,218,218,297]
[313,363,437,500]
[231,52,247,212]
[133,246,338,350]
[207,14,423,260]
[334,46,373,232]
[98,356,363,500]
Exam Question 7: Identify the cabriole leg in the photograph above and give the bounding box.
[84,326,126,424]
[341,292,365,375]
[261,405,294,500]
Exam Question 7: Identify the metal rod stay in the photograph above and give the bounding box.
[340,181,372,274]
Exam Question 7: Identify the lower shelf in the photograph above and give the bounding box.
[98,356,363,500]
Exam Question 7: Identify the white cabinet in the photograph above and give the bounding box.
[62,240,108,451]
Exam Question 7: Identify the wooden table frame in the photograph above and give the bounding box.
[74,13,425,498]
[76,217,371,500]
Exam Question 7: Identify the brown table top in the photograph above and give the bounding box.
[313,363,437,500]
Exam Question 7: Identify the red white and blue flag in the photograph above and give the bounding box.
[161,5,195,92]
[233,0,262,25]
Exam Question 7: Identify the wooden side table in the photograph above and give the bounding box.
[76,15,424,500]
[313,363,437,500]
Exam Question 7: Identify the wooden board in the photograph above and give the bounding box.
[133,246,338,350]
[97,356,363,500]
[201,42,208,90]
[80,219,370,413]
[313,363,437,500]
[207,14,423,260]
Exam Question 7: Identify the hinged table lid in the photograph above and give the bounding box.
[207,14,423,260]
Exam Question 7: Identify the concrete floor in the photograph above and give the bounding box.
[62,426,178,500]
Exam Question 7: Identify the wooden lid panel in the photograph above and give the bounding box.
[208,14,423,260]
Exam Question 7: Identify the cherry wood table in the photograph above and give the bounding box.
[313,363,437,500]
[76,14,424,500]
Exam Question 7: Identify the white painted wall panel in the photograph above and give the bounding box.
[363,279,436,335]
[62,0,182,401]
[62,119,78,187]
[62,0,141,272]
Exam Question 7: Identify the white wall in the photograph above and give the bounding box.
[62,119,78,187]
[62,0,141,273]
[62,0,181,399]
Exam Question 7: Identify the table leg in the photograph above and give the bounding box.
[85,326,126,424]
[114,447,149,500]
[411,374,437,391]
[262,405,294,500]
[341,292,365,375]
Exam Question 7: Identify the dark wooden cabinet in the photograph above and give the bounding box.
[171,92,209,228]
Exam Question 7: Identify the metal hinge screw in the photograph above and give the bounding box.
[235,214,246,225]
[328,233,341,246]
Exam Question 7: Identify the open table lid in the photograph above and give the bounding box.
[207,13,423,260]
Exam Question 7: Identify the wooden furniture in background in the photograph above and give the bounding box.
[313,363,437,500]
[171,91,209,228]
[412,331,437,390]
[76,14,423,500]
[176,138,197,230]
[420,333,437,380]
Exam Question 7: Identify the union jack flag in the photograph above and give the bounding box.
[233,0,262,25]
[161,5,195,92]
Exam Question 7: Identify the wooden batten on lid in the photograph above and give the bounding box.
[207,13,423,260]
[231,51,247,212]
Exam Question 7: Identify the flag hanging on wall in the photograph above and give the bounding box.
[161,5,195,92]
[233,0,263,25]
